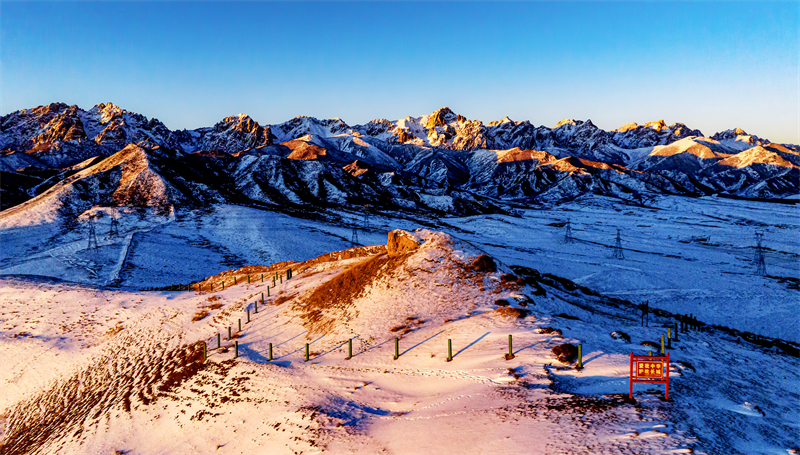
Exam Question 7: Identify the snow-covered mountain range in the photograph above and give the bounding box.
[2,103,797,215]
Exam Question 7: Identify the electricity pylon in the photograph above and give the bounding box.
[564,219,573,244]
[108,212,119,237]
[754,232,766,276]
[612,228,624,260]
[87,217,99,249]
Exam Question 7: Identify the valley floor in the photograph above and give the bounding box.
[1,194,796,342]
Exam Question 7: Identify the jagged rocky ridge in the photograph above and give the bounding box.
[1,103,797,215]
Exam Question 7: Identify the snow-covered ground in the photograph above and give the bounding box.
[0,195,798,454]
[1,195,797,342]
[440,195,800,343]
[0,226,797,454]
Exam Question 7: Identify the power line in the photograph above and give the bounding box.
[612,228,624,260]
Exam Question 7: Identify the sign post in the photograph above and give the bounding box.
[629,352,670,399]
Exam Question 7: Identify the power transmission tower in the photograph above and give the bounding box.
[754,232,766,276]
[108,212,119,237]
[564,219,573,244]
[611,228,624,260]
[87,217,99,249]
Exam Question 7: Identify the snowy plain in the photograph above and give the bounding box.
[2,194,794,342]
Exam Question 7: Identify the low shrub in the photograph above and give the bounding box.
[471,254,497,273]
[610,331,631,343]
[552,343,578,364]
[493,307,530,319]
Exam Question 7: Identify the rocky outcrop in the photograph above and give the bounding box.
[387,229,420,257]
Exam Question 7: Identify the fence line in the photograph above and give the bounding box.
[197,267,687,367]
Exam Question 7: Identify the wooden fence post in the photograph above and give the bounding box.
[234,340,239,358]
[447,339,453,362]
[577,344,583,369]
[394,338,399,360]
[346,338,352,360]
[269,343,273,361]
[305,343,310,362]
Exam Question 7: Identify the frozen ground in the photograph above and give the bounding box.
[0,228,797,454]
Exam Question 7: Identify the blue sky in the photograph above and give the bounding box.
[3,1,798,143]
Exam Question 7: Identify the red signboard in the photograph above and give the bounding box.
[629,352,670,399]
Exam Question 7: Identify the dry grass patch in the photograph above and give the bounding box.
[538,327,563,337]
[273,293,296,306]
[493,307,531,319]
[293,253,405,335]
[470,254,497,273]
[389,316,425,335]
[105,323,124,338]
